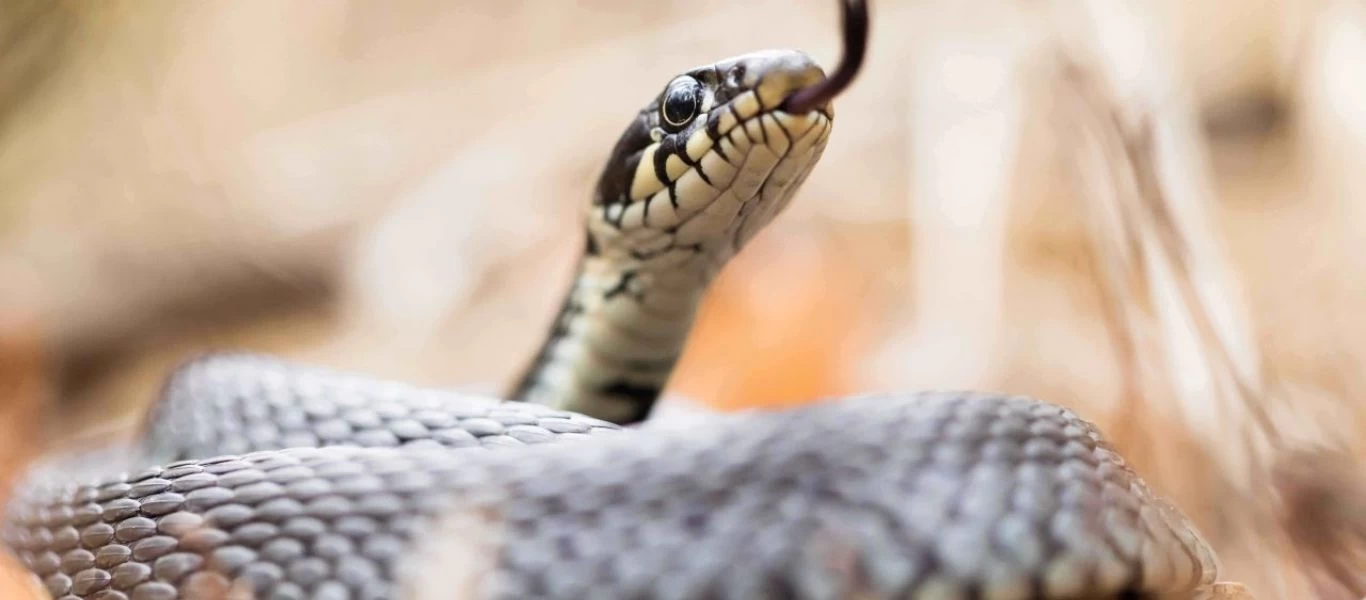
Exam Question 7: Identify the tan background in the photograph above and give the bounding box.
[3,1,1365,598]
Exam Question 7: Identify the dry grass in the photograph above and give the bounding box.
[2,1,1364,598]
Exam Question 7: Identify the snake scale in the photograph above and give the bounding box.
[4,2,1229,598]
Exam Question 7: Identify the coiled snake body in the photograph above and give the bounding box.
[4,4,1227,598]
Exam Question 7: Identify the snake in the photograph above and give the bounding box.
[3,1,1228,598]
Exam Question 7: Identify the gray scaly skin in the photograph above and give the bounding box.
[140,354,625,464]
[509,50,833,423]
[7,355,1220,599]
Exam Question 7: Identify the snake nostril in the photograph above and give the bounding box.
[725,63,747,89]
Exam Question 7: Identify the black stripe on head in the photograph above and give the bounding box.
[593,110,654,207]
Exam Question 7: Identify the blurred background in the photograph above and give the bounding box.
[2,0,1365,598]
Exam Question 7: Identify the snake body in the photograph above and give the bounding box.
[4,10,1227,599]
[9,356,1217,599]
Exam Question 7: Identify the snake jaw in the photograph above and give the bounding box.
[744,50,832,117]
[588,49,834,269]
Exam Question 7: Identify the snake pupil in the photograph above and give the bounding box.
[661,78,701,128]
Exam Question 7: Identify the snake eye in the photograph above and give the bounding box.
[661,78,701,129]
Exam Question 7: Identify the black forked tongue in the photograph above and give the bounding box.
[781,0,869,113]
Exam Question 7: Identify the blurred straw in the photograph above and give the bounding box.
[1046,0,1366,595]
[1048,56,1286,594]
[1271,2,1366,597]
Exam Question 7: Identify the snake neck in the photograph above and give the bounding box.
[510,249,710,423]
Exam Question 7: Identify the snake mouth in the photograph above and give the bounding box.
[745,53,834,119]
[781,0,869,114]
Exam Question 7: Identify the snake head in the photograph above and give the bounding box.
[586,50,835,273]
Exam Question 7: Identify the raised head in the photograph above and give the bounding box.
[514,0,869,423]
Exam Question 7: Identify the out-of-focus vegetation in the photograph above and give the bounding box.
[2,1,1364,597]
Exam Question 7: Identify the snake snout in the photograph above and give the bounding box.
[762,63,831,115]
[713,50,830,115]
